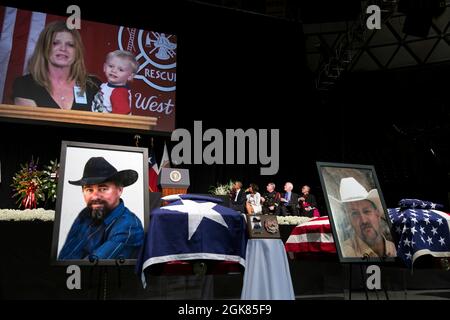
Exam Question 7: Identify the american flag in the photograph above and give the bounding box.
[285,216,336,254]
[388,207,450,268]
[137,194,247,287]
[398,198,444,211]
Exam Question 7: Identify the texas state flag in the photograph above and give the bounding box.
[148,148,159,192]
[137,194,247,287]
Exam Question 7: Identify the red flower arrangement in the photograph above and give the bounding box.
[11,158,59,209]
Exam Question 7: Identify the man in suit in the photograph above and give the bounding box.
[230,181,246,213]
[279,182,299,216]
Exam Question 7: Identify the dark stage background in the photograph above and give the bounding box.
[1,0,448,212]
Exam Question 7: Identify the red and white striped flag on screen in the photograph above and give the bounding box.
[285,216,336,254]
[0,6,50,103]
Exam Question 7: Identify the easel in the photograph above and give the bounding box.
[346,255,390,300]
[88,256,126,300]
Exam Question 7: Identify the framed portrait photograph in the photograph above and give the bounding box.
[51,141,149,265]
[316,162,397,263]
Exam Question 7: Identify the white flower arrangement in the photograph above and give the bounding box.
[277,216,312,225]
[0,208,55,221]
[209,180,234,196]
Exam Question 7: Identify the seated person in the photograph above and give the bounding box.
[245,183,262,215]
[261,182,281,215]
[279,182,299,216]
[229,181,246,213]
[298,185,320,218]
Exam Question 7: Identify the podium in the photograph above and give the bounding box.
[158,168,190,197]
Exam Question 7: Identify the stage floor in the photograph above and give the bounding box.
[2,221,450,299]
[295,288,450,300]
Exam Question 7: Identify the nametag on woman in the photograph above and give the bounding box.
[74,86,87,104]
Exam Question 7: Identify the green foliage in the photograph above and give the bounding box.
[41,159,60,204]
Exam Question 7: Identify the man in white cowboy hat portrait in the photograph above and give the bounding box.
[58,157,144,261]
[334,177,396,258]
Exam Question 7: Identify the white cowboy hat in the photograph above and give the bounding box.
[330,177,383,211]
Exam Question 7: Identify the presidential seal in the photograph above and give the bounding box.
[169,170,182,182]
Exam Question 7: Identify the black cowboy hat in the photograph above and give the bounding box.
[69,157,138,187]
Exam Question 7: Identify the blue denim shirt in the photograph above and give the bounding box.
[58,199,144,260]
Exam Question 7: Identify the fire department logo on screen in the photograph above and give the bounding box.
[118,27,177,92]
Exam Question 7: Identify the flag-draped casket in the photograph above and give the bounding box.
[137,194,247,286]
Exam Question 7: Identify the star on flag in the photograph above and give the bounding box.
[162,199,229,240]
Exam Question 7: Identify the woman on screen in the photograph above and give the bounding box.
[13,21,100,110]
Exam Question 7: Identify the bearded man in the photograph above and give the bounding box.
[58,157,144,261]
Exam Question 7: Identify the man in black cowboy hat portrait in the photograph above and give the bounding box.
[58,157,144,260]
